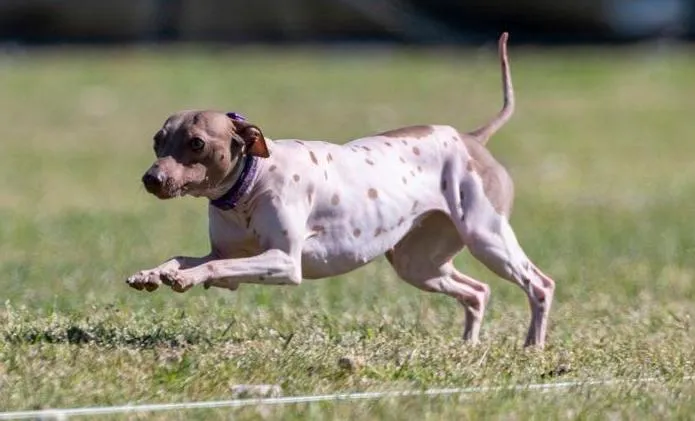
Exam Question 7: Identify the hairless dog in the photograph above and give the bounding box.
[127,33,556,347]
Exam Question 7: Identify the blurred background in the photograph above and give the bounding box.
[2,1,695,412]
[0,0,693,45]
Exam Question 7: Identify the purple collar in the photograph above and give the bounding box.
[209,154,259,211]
[226,111,246,121]
[209,111,258,210]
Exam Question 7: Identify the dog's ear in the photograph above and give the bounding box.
[232,120,270,158]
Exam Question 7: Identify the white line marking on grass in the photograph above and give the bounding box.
[1,376,692,420]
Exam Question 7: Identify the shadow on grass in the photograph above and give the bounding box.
[5,325,200,348]
[2,320,241,348]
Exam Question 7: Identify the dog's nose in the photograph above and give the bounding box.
[142,169,165,193]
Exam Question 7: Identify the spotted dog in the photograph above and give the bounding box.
[127,33,556,347]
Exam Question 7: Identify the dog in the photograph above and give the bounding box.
[126,33,556,347]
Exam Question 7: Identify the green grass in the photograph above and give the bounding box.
[1,43,695,419]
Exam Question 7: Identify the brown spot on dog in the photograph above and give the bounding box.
[368,188,378,199]
[324,170,328,180]
[366,159,375,165]
[327,153,333,162]
[399,157,406,163]
[374,227,384,237]
[441,179,447,191]
[412,146,421,156]
[443,141,448,147]
[307,185,314,203]
[309,151,319,165]
[269,165,277,172]
[462,133,514,216]
[417,166,422,172]
[378,125,433,139]
[360,146,371,152]
[402,177,407,184]
[331,194,340,205]
[401,140,408,145]
[295,140,305,146]
[411,201,419,212]
[282,229,289,237]
[385,142,392,147]
[397,217,405,226]
[293,174,300,182]
[353,228,361,237]
[410,170,416,177]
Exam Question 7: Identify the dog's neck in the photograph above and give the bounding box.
[209,154,259,210]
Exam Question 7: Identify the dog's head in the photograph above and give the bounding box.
[141,110,269,199]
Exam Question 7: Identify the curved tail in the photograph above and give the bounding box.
[468,32,514,145]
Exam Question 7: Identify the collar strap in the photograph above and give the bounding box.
[209,154,259,210]
[209,111,257,210]
[226,112,246,121]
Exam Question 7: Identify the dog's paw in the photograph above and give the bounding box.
[161,269,193,293]
[126,270,162,291]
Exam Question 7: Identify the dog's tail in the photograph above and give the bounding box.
[467,32,514,145]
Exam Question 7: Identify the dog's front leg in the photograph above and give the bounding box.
[126,255,214,291]
[160,249,302,293]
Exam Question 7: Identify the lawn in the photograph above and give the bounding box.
[1,41,695,419]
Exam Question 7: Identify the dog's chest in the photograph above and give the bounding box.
[208,206,263,258]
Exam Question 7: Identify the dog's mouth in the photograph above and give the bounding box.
[154,181,216,200]
[152,190,180,200]
[144,179,191,200]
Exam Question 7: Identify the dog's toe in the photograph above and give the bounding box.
[159,270,176,287]
[170,276,191,293]
[129,282,145,291]
[143,272,162,291]
[171,282,192,293]
[161,270,190,293]
[127,271,163,292]
[126,274,146,290]
[143,282,159,292]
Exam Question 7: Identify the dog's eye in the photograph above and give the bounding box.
[190,137,205,152]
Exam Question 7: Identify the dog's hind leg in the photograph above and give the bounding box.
[386,211,491,343]
[467,218,555,347]
[451,180,555,347]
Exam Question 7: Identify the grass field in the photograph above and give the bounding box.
[1,42,695,419]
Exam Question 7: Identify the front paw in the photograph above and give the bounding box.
[160,269,194,293]
[126,270,163,291]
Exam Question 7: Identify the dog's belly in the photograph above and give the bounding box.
[299,218,411,279]
[299,195,450,279]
